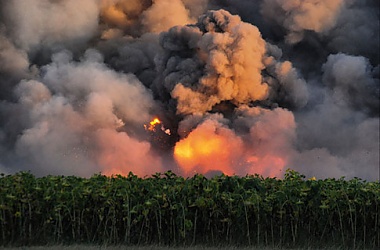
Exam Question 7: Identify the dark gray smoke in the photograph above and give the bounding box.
[0,0,378,180]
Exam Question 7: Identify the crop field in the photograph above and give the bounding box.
[0,170,379,249]
[0,245,353,250]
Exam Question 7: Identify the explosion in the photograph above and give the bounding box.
[174,119,240,176]
[0,0,378,180]
[145,117,171,135]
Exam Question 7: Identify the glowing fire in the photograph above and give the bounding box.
[173,120,241,176]
[144,117,171,135]
[173,119,287,177]
[145,118,161,131]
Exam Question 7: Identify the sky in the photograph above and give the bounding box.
[0,0,379,180]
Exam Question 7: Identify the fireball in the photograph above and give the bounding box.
[174,119,243,176]
[144,117,171,135]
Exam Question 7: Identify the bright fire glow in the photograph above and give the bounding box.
[145,118,161,131]
[144,117,171,135]
[174,120,241,176]
[174,119,287,177]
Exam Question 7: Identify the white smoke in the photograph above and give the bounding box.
[2,0,99,51]
[2,49,162,176]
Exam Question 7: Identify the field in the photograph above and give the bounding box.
[0,170,379,249]
[0,245,353,250]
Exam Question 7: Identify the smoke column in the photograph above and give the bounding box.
[0,0,379,180]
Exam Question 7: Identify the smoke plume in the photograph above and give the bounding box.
[0,0,379,180]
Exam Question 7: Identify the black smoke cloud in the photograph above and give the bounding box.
[0,0,378,180]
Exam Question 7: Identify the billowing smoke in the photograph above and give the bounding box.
[261,0,345,44]
[0,0,378,180]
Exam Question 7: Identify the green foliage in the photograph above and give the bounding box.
[0,170,379,249]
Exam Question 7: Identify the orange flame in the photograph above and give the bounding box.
[173,120,241,176]
[145,117,161,131]
[173,120,287,177]
[144,117,171,135]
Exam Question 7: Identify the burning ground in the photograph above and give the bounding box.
[0,0,379,180]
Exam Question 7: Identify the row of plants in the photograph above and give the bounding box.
[0,170,379,248]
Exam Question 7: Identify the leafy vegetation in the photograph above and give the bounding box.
[0,170,379,249]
